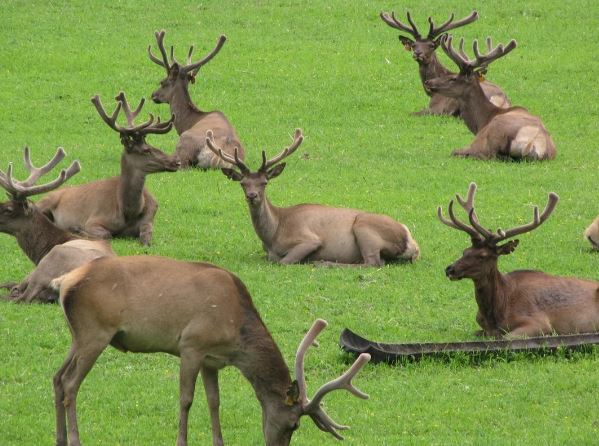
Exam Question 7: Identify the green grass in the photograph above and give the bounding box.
[1,0,598,445]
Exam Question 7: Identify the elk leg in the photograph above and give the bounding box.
[201,367,224,446]
[54,346,76,446]
[84,223,112,240]
[177,350,203,446]
[279,240,322,264]
[353,220,385,266]
[138,199,158,246]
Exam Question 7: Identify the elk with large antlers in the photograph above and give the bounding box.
[148,30,245,169]
[51,255,370,445]
[380,10,510,116]
[205,129,419,266]
[425,36,556,160]
[0,148,114,303]
[438,183,599,338]
[37,93,180,245]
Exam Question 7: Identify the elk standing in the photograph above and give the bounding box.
[206,129,419,266]
[380,10,510,116]
[52,255,370,446]
[425,36,556,160]
[37,93,180,245]
[0,148,114,303]
[148,30,245,169]
[438,183,599,338]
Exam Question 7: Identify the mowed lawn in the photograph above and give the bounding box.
[1,0,598,445]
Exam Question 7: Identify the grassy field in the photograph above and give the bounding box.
[1,0,598,445]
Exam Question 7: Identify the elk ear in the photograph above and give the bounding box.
[266,163,286,179]
[496,239,519,256]
[399,36,415,51]
[221,168,243,181]
[285,380,300,406]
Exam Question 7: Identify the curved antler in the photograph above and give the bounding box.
[437,182,484,241]
[0,147,80,200]
[205,130,248,173]
[442,34,517,74]
[494,192,559,241]
[294,319,371,440]
[182,34,227,77]
[380,11,421,38]
[259,129,303,172]
[148,30,171,72]
[427,11,478,39]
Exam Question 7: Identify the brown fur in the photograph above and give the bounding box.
[584,216,599,250]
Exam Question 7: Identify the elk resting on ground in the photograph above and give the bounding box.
[0,147,114,303]
[205,129,420,266]
[380,10,511,116]
[148,30,245,169]
[438,183,599,338]
[37,92,180,245]
[425,36,556,161]
[584,216,599,250]
[51,255,371,446]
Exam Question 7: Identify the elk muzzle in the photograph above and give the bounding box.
[445,264,462,281]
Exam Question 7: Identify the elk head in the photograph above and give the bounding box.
[266,319,370,445]
[91,92,180,173]
[424,35,517,97]
[0,147,80,234]
[148,30,226,104]
[380,10,478,64]
[205,129,303,207]
[438,183,559,281]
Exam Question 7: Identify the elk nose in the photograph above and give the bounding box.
[246,192,257,200]
[445,265,454,277]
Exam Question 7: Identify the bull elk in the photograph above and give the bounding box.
[584,216,599,250]
[380,10,510,116]
[148,30,245,169]
[37,92,180,245]
[438,183,599,338]
[0,148,114,303]
[205,129,419,266]
[51,255,371,446]
[425,36,556,160]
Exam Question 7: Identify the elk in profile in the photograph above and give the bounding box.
[0,148,114,303]
[206,129,419,266]
[438,183,599,338]
[37,93,180,245]
[51,255,371,446]
[380,10,511,116]
[425,36,556,160]
[584,216,599,250]
[148,30,245,169]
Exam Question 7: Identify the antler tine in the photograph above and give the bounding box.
[446,200,483,240]
[441,35,472,73]
[186,45,195,65]
[183,34,227,77]
[471,37,518,71]
[205,130,249,173]
[261,129,304,171]
[91,95,124,133]
[379,11,420,38]
[495,192,559,241]
[20,146,66,187]
[428,10,478,39]
[0,149,81,200]
[140,114,175,136]
[114,92,145,127]
[147,30,171,71]
[294,319,328,405]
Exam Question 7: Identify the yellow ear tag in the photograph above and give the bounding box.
[403,43,412,51]
[477,72,486,82]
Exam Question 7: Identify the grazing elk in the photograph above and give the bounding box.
[51,255,371,446]
[205,129,419,266]
[37,93,180,245]
[0,148,114,303]
[438,183,599,338]
[148,30,245,169]
[380,10,511,116]
[584,216,599,250]
[425,36,556,160]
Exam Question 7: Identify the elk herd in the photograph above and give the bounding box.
[2,8,598,446]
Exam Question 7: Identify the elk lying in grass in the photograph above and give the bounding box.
[425,36,556,160]
[206,129,419,266]
[37,93,180,245]
[52,255,370,446]
[0,148,114,303]
[584,216,599,250]
[380,10,511,116]
[148,30,245,169]
[438,183,599,338]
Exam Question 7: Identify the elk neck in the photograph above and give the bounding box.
[15,209,74,265]
[119,155,148,221]
[418,53,453,96]
[472,262,509,331]
[168,85,206,135]
[248,197,280,249]
[458,81,501,134]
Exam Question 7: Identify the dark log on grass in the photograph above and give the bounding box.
[339,328,599,364]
